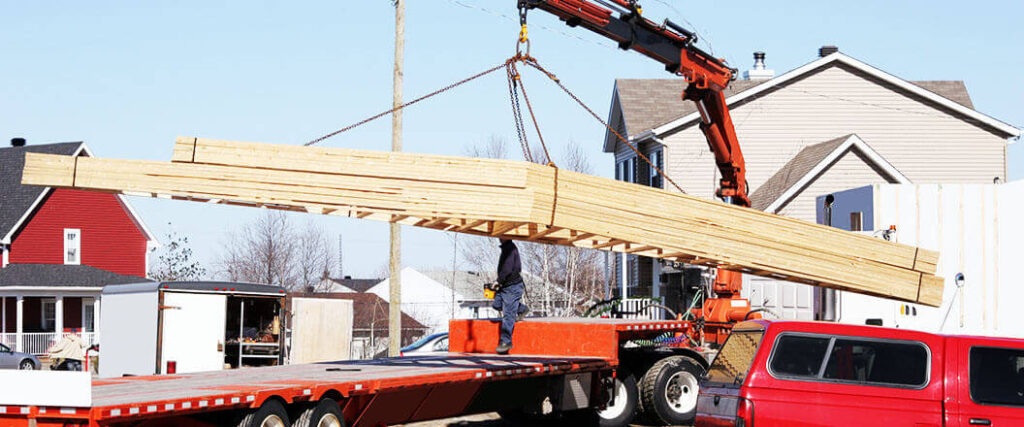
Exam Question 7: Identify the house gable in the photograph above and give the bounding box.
[10,189,150,277]
[651,53,1020,139]
[1,142,157,277]
[753,135,910,220]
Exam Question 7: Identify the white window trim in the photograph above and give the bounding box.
[64,228,81,265]
[41,298,56,331]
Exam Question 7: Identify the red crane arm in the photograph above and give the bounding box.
[520,1,754,340]
[519,0,749,207]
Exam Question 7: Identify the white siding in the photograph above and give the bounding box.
[775,147,900,221]
[660,64,1007,200]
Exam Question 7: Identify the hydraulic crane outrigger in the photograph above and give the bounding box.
[520,0,753,343]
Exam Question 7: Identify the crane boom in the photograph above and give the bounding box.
[519,0,749,207]
[521,0,754,341]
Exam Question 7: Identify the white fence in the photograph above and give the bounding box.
[0,332,99,355]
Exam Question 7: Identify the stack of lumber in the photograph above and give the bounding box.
[22,137,944,306]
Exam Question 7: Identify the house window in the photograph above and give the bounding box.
[850,212,863,232]
[41,299,56,331]
[64,228,81,265]
[83,300,95,333]
[616,158,635,183]
[649,149,663,188]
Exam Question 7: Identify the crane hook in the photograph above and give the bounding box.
[516,3,530,57]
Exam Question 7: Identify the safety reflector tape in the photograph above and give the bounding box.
[355,384,363,390]
[182,402,192,409]
[38,408,46,414]
[215,398,225,405]
[60,408,76,415]
[110,409,121,417]
[231,397,240,404]
[199,401,209,408]
[129,407,140,415]
[147,405,157,413]
[475,373,482,378]
[247,396,256,402]
[165,404,174,410]
[303,389,312,395]
[0,407,6,414]
[20,407,29,415]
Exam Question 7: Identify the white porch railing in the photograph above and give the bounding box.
[616,298,664,320]
[0,332,99,355]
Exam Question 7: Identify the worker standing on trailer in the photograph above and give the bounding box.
[493,239,529,354]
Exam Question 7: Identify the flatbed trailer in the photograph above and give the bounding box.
[1,318,706,427]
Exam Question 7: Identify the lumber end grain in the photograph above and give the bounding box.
[171,136,200,163]
[916,274,944,307]
[21,152,76,188]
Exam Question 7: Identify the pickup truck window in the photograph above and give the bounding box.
[970,346,1024,407]
[768,333,930,388]
[706,330,765,386]
[823,339,928,386]
[769,335,830,377]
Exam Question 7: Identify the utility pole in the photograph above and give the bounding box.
[388,0,405,357]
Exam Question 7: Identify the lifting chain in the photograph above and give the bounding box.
[304,13,682,193]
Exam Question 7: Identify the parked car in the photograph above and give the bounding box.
[0,343,40,370]
[400,332,448,356]
[696,320,1024,426]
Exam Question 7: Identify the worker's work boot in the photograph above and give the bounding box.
[517,305,530,321]
[496,342,512,355]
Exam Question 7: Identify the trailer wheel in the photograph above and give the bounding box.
[640,356,704,425]
[236,399,291,427]
[573,370,637,427]
[294,398,344,427]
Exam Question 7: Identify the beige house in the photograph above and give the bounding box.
[605,48,1020,319]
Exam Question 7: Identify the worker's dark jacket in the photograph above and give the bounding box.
[497,240,523,286]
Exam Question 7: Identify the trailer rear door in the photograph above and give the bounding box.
[160,292,227,374]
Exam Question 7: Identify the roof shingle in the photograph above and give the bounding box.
[0,263,150,287]
[749,135,851,211]
[0,142,83,240]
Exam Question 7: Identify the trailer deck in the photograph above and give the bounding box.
[1,318,689,427]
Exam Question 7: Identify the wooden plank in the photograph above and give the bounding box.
[21,138,946,307]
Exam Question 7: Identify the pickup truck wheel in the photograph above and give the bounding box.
[640,356,705,425]
[294,398,344,427]
[236,399,291,427]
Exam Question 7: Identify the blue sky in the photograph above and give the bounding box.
[2,1,1021,277]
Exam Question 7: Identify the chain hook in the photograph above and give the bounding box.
[515,2,531,58]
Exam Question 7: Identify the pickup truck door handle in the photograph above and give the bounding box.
[970,419,992,426]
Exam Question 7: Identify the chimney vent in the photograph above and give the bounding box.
[819,45,839,57]
[743,51,775,81]
[10,138,26,147]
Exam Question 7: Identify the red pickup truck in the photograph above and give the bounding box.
[697,320,1024,426]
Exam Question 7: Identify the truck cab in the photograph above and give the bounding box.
[697,320,1024,426]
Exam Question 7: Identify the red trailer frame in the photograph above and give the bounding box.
[0,318,691,427]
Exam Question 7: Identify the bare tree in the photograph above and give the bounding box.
[149,223,206,281]
[218,211,299,289]
[295,221,336,293]
[459,137,606,316]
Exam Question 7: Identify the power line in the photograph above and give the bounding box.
[444,0,618,51]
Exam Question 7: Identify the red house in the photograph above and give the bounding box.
[0,139,157,354]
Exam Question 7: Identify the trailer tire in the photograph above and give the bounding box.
[294,398,344,427]
[236,399,291,427]
[568,370,637,427]
[640,356,704,426]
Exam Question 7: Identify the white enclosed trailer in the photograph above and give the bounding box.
[99,281,286,378]
[818,181,1024,337]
